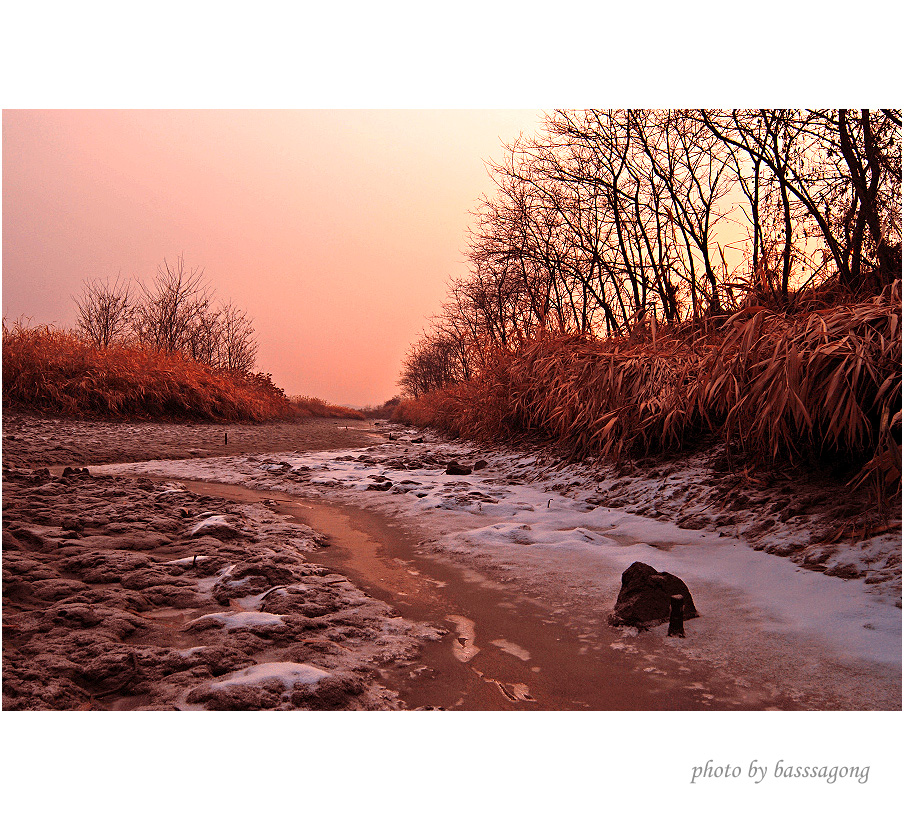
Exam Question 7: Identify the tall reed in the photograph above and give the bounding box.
[394,282,902,498]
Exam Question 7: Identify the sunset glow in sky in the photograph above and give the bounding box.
[2,109,545,406]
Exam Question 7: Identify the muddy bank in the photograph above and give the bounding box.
[2,466,438,710]
[1,412,384,469]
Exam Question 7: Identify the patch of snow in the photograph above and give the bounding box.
[207,661,331,690]
[176,646,209,656]
[196,562,235,593]
[188,515,234,536]
[233,585,291,611]
[187,611,285,630]
[446,615,479,662]
[164,555,209,566]
[490,638,531,661]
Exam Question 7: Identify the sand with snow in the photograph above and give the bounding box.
[2,465,440,711]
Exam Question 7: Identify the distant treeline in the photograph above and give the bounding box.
[288,396,365,420]
[401,110,901,396]
[359,397,401,418]
[396,109,902,499]
[1,322,399,425]
[5,252,404,423]
[285,396,401,421]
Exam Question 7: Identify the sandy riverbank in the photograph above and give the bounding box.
[2,413,446,710]
[1,412,385,468]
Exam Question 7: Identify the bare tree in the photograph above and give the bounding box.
[132,256,212,354]
[400,108,902,398]
[216,300,258,372]
[702,109,902,293]
[834,108,902,288]
[629,110,733,318]
[186,306,224,367]
[70,256,260,375]
[73,275,134,347]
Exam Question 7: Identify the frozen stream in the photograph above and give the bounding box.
[92,433,902,711]
[176,479,776,709]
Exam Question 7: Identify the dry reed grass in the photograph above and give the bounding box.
[288,396,365,420]
[394,281,902,499]
[2,323,292,422]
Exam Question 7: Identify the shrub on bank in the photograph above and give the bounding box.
[2,323,292,422]
[288,396,365,420]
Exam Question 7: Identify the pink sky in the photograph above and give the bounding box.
[2,109,545,406]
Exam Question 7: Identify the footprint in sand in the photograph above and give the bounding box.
[445,615,480,662]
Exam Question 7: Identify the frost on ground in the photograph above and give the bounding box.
[2,467,440,711]
[92,424,901,709]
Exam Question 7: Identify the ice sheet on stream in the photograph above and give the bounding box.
[91,427,902,708]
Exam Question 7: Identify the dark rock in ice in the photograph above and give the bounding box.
[608,561,698,628]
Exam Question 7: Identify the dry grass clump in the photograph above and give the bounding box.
[394,281,902,499]
[394,332,714,455]
[700,280,901,498]
[288,396,365,420]
[2,323,292,422]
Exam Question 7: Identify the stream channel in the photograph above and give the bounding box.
[174,478,797,711]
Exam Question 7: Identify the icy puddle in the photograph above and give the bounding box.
[169,479,809,710]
